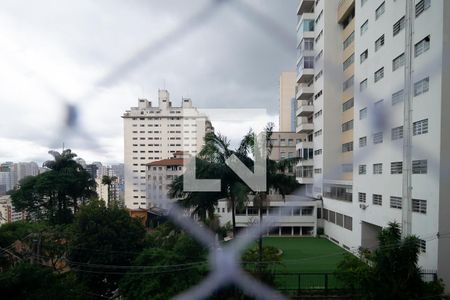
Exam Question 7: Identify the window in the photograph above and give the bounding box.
[342,142,353,153]
[413,119,428,135]
[359,136,367,147]
[373,163,383,174]
[314,149,322,155]
[315,10,323,24]
[392,126,403,140]
[329,211,336,223]
[373,132,383,144]
[359,165,367,175]
[336,213,344,227]
[359,107,368,120]
[315,30,323,42]
[343,32,355,49]
[343,76,354,91]
[304,56,314,68]
[342,120,354,132]
[360,49,368,63]
[314,90,323,100]
[374,67,384,82]
[304,38,314,51]
[315,70,323,80]
[358,192,366,203]
[314,129,322,137]
[342,164,353,172]
[314,109,323,118]
[375,35,385,51]
[314,168,322,174]
[315,50,323,61]
[343,98,354,111]
[393,16,405,36]
[375,2,385,19]
[390,196,402,209]
[418,239,426,253]
[415,36,430,57]
[391,162,403,174]
[413,199,427,214]
[415,0,431,18]
[392,89,404,105]
[414,77,429,96]
[412,160,427,174]
[360,79,368,91]
[344,216,353,231]
[393,53,405,71]
[343,54,355,70]
[301,19,315,32]
[373,194,382,206]
[361,20,369,35]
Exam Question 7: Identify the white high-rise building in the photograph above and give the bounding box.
[13,162,40,184]
[296,0,450,287]
[122,89,212,209]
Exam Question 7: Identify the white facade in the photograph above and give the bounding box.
[215,195,319,236]
[146,152,188,210]
[296,0,450,286]
[123,90,211,209]
[0,195,25,225]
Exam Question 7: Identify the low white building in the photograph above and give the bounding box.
[146,151,189,209]
[215,195,320,236]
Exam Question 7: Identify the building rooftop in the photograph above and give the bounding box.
[147,158,185,167]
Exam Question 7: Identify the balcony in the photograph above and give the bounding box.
[297,158,314,167]
[296,57,315,83]
[296,100,314,117]
[297,14,315,44]
[297,0,315,15]
[296,140,313,150]
[323,184,353,202]
[296,120,314,134]
[338,0,355,24]
[296,84,314,100]
[296,166,314,184]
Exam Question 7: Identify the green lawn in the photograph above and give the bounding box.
[261,237,346,273]
[254,237,348,290]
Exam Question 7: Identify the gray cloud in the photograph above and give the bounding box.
[0,0,297,164]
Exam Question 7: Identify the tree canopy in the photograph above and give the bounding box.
[11,149,96,224]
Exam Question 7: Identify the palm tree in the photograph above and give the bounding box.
[198,132,252,236]
[101,175,118,206]
[241,123,300,270]
[169,132,251,235]
[169,158,226,222]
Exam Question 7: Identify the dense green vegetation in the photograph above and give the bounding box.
[1,147,446,299]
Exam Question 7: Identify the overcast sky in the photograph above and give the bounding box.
[0,0,297,165]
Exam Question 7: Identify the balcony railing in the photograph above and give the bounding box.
[295,166,313,178]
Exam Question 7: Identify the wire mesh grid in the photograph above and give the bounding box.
[1,0,445,299]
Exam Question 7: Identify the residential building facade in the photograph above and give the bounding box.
[0,195,26,225]
[215,195,319,236]
[146,151,188,209]
[279,71,298,132]
[296,0,450,286]
[122,89,212,209]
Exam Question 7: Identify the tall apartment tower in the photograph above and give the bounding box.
[296,0,450,286]
[279,71,297,132]
[122,90,211,209]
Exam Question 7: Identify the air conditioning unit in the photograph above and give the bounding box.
[359,204,368,210]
